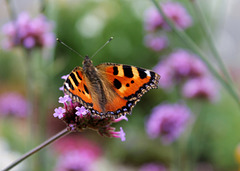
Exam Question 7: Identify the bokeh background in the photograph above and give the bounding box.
[0,0,240,170]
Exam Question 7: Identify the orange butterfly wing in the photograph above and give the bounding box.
[63,67,94,110]
[96,63,160,117]
[96,63,160,101]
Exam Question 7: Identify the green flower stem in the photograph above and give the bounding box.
[5,0,16,20]
[151,0,240,106]
[190,0,233,84]
[2,128,70,171]
[40,0,46,13]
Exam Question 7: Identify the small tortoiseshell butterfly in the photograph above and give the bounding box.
[62,39,160,119]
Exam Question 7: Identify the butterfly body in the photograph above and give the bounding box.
[64,56,160,119]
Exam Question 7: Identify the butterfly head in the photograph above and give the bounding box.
[83,56,93,68]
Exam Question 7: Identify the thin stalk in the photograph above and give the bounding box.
[191,0,233,84]
[5,0,16,20]
[2,128,70,171]
[40,0,46,13]
[24,49,38,171]
[151,0,240,107]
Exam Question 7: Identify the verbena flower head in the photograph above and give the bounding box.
[161,2,192,30]
[154,49,207,89]
[144,7,164,31]
[55,151,94,171]
[139,163,167,171]
[0,92,28,117]
[144,2,192,32]
[1,12,55,50]
[182,77,218,102]
[54,137,101,171]
[144,34,168,51]
[154,49,219,101]
[53,95,127,141]
[146,103,191,144]
[153,59,173,89]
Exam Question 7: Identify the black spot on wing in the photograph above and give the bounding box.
[126,83,130,87]
[76,71,82,80]
[70,73,79,87]
[137,68,147,79]
[113,66,118,75]
[84,85,89,94]
[113,79,122,89]
[123,65,133,78]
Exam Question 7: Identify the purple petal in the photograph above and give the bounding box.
[53,107,66,119]
[58,95,71,104]
[119,127,126,142]
[75,106,88,116]
[61,74,69,80]
[113,115,128,122]
[59,86,64,91]
[23,37,35,49]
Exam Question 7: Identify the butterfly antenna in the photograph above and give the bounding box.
[56,38,84,59]
[91,37,113,59]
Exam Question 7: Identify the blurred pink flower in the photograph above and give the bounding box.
[54,136,102,157]
[154,49,208,89]
[146,103,191,144]
[139,163,167,171]
[144,2,192,32]
[153,60,174,89]
[182,77,218,102]
[1,12,55,50]
[162,2,192,30]
[54,151,93,171]
[144,7,164,31]
[154,49,219,101]
[0,92,28,117]
[54,137,102,171]
[144,34,168,51]
[168,50,207,78]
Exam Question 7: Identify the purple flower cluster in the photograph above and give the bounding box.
[144,2,192,51]
[154,49,218,102]
[1,12,55,50]
[144,2,192,31]
[0,92,28,118]
[55,151,94,171]
[54,137,102,171]
[146,103,191,144]
[53,94,126,141]
[144,34,168,52]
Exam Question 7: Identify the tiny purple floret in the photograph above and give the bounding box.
[75,106,88,117]
[113,115,128,122]
[58,95,71,104]
[111,127,126,141]
[61,74,69,80]
[119,127,126,141]
[53,107,66,119]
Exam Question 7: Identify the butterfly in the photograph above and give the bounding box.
[63,56,160,119]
